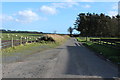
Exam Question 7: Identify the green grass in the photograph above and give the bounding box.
[1,34,68,57]
[1,33,43,41]
[76,37,101,42]
[1,41,61,57]
[1,34,68,63]
[76,37,86,42]
[76,37,120,63]
[76,37,120,42]
[84,42,120,63]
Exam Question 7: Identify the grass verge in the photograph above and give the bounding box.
[2,37,68,57]
[1,34,69,63]
[2,34,69,56]
[1,42,60,57]
[76,37,86,42]
[76,37,120,64]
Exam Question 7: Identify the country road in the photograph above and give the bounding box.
[2,38,119,78]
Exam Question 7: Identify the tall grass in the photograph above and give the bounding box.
[46,34,69,43]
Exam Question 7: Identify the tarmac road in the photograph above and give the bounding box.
[2,38,119,79]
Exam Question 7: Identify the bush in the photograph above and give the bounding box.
[37,36,55,42]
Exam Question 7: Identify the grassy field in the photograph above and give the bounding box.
[1,34,69,57]
[76,37,120,64]
[1,33,43,41]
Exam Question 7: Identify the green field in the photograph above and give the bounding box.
[1,34,68,57]
[76,37,120,42]
[1,33,43,41]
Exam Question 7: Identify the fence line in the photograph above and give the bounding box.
[1,36,39,49]
[90,39,120,49]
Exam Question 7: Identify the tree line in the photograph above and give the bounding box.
[68,13,120,37]
[0,29,43,34]
[1,29,67,35]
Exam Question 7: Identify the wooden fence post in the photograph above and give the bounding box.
[20,36,22,45]
[27,37,28,43]
[30,38,32,43]
[11,37,14,47]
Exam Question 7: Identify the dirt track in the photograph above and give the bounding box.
[2,38,119,78]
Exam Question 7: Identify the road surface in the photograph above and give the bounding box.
[2,38,119,78]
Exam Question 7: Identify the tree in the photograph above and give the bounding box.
[74,13,120,37]
[68,27,73,36]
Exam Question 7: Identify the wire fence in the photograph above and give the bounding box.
[1,36,40,49]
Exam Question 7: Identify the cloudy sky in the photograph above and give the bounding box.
[1,1,119,34]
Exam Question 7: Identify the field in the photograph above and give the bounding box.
[0,33,44,48]
[1,33,43,41]
[1,34,69,57]
[76,37,120,64]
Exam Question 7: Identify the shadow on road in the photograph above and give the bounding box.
[65,43,118,79]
